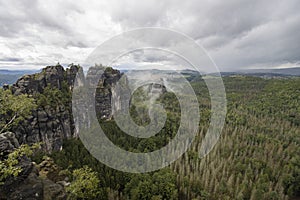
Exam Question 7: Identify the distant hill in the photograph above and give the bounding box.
[0,69,39,86]
[238,67,300,76]
[2,67,299,87]
[122,67,300,79]
[207,67,300,78]
[0,69,38,75]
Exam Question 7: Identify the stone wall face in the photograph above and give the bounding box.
[86,66,122,120]
[10,65,81,151]
[9,65,123,152]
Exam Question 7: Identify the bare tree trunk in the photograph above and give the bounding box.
[0,113,17,134]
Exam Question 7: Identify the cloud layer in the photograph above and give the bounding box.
[0,0,299,71]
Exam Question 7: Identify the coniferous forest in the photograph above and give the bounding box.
[0,70,300,200]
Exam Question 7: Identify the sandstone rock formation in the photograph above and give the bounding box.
[10,64,123,152]
[86,66,123,120]
[10,64,83,152]
[0,132,66,200]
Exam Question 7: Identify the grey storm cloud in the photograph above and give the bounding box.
[0,0,299,70]
[106,0,300,70]
[0,0,70,37]
[131,49,178,63]
[0,57,22,62]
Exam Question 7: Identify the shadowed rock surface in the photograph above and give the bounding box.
[10,64,83,152]
[9,64,123,152]
[86,66,123,120]
[0,132,66,200]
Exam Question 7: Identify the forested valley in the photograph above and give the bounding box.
[0,67,299,200]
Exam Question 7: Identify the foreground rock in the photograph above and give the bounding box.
[0,132,67,200]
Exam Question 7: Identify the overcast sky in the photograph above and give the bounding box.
[0,0,299,71]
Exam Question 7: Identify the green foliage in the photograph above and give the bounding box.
[66,166,105,200]
[35,76,300,199]
[95,88,181,153]
[49,138,178,200]
[283,155,300,197]
[0,89,37,133]
[0,143,40,185]
[124,168,178,200]
[36,81,71,109]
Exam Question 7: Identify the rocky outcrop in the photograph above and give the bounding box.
[11,64,83,95]
[0,132,66,200]
[37,156,66,183]
[15,105,75,152]
[0,131,20,153]
[10,64,124,152]
[11,64,84,152]
[86,66,123,120]
[0,65,128,198]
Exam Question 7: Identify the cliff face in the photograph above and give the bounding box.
[86,66,122,120]
[12,65,82,95]
[10,64,82,152]
[9,64,122,152]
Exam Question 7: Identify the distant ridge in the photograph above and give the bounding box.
[121,67,300,77]
[1,66,299,87]
[238,67,300,76]
[0,69,39,75]
[0,69,40,86]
